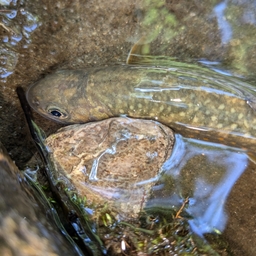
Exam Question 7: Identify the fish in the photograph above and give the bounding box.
[26,58,256,153]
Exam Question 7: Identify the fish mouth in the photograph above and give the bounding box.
[26,83,68,123]
[26,82,39,108]
[25,91,41,113]
[25,93,64,123]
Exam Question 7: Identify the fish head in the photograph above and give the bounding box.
[26,70,90,124]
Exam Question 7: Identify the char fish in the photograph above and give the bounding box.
[26,62,256,152]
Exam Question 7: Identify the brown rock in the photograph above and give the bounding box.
[45,117,175,218]
[0,142,77,256]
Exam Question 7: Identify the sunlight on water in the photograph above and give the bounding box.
[146,134,248,237]
[0,2,39,81]
[213,1,233,44]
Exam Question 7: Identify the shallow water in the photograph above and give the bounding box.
[1,0,256,255]
[146,134,256,255]
[40,119,256,255]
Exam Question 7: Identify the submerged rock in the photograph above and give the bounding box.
[43,118,230,255]
[45,117,175,218]
[0,142,77,256]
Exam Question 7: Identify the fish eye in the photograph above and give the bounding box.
[50,110,62,117]
[46,106,68,119]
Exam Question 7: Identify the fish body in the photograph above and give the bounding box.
[26,64,256,152]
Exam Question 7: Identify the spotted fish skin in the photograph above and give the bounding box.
[26,64,256,151]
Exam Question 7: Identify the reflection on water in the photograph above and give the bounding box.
[146,134,248,237]
[1,0,256,254]
[0,0,12,5]
[0,1,39,81]
[213,1,233,44]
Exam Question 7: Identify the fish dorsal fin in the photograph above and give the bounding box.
[126,36,152,65]
[248,152,256,165]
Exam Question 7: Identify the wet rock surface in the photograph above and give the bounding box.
[1,0,256,255]
[0,142,77,256]
[43,119,231,255]
[45,117,175,218]
[1,0,256,167]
